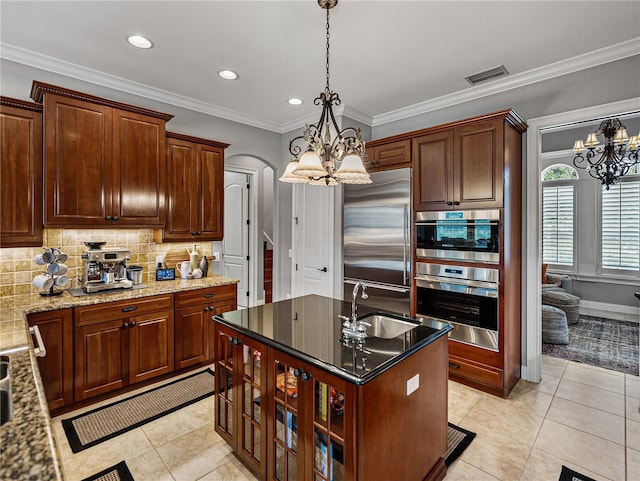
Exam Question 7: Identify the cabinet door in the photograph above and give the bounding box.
[27,309,73,410]
[412,130,454,211]
[163,137,196,240]
[0,102,43,247]
[454,120,503,209]
[367,139,411,172]
[207,298,239,362]
[129,310,174,384]
[74,319,126,401]
[305,364,356,481]
[113,109,166,226]
[268,348,308,481]
[43,94,113,225]
[175,305,209,370]
[236,331,268,478]
[197,144,224,240]
[214,324,237,445]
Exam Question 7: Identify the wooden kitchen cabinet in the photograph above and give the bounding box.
[156,132,229,242]
[266,347,356,481]
[74,294,174,401]
[0,97,43,247]
[413,118,505,211]
[214,323,268,479]
[27,309,73,410]
[30,81,173,227]
[363,139,411,172]
[175,284,237,369]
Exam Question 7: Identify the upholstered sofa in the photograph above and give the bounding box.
[542,272,573,294]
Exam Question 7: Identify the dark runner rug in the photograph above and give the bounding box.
[63,369,215,453]
[81,461,134,481]
[558,465,598,481]
[445,422,476,466]
[542,315,639,375]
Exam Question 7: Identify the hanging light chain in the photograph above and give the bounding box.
[325,5,331,92]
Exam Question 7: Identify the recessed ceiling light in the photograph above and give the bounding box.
[218,70,239,80]
[288,98,303,106]
[127,35,153,49]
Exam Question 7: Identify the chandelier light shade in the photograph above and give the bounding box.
[279,0,371,186]
[572,117,640,189]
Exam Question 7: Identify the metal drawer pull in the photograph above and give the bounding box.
[121,306,138,312]
[29,326,47,358]
[204,293,215,298]
[449,362,460,370]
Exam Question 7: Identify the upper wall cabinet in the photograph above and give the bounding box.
[413,111,527,211]
[363,139,411,172]
[0,97,43,247]
[31,82,174,228]
[155,132,229,242]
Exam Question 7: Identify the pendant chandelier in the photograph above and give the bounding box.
[572,117,639,190]
[279,0,371,186]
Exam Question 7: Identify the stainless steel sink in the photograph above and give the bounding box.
[0,355,12,426]
[358,313,419,339]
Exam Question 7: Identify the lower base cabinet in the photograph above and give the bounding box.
[27,309,74,410]
[74,294,175,402]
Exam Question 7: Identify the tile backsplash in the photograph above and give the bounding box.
[0,229,213,297]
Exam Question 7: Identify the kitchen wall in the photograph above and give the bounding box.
[0,229,214,299]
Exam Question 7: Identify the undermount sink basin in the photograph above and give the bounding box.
[358,313,419,339]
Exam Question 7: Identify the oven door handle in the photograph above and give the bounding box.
[414,275,498,290]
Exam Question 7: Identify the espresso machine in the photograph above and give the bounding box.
[81,242,133,293]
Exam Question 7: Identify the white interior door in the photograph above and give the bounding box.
[223,171,249,308]
[292,184,334,298]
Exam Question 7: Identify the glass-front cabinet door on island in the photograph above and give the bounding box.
[214,324,267,478]
[268,348,355,481]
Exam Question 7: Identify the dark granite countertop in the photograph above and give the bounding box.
[214,294,452,384]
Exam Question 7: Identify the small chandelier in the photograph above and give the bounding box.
[279,0,371,186]
[572,117,639,190]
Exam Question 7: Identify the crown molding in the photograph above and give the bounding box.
[0,43,283,133]
[372,37,640,127]
[2,37,639,134]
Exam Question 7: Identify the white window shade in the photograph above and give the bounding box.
[601,180,640,271]
[542,184,574,266]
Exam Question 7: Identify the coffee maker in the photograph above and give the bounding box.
[81,242,133,293]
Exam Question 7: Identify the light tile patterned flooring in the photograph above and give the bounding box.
[52,355,640,481]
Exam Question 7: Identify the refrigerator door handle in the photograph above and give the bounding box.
[344,278,411,293]
[403,203,409,286]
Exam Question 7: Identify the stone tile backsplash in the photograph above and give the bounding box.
[0,229,213,297]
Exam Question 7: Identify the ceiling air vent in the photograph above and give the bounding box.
[464,65,510,85]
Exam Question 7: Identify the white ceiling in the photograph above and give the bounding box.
[1,1,639,133]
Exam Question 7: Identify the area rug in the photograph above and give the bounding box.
[558,465,597,481]
[445,422,476,466]
[63,369,215,453]
[81,461,134,481]
[542,315,639,375]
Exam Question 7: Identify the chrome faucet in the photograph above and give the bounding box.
[351,281,368,322]
[340,281,370,339]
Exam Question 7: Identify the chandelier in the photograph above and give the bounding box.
[572,117,639,190]
[279,0,371,186]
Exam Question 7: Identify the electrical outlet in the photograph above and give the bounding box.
[406,374,419,396]
[213,252,221,261]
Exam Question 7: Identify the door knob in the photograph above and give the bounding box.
[318,267,328,272]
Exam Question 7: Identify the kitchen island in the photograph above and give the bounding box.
[213,294,452,481]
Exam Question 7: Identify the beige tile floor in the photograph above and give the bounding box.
[52,355,640,481]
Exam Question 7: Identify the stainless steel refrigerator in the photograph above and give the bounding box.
[343,168,411,316]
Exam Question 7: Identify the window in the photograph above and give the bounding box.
[601,178,640,272]
[541,165,577,267]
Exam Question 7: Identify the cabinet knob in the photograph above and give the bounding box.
[113,216,119,221]
[196,231,202,236]
[122,322,129,329]
[453,201,460,206]
[301,371,312,382]
[130,321,136,327]
[293,368,302,378]
[449,362,460,370]
[106,215,113,221]
[233,338,242,346]
[204,307,210,312]
[446,201,454,206]
[209,306,215,311]
[191,232,197,236]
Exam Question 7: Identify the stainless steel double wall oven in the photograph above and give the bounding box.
[415,210,501,351]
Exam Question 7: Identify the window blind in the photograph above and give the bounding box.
[542,184,574,266]
[601,180,640,271]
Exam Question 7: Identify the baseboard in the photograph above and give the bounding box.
[579,300,640,323]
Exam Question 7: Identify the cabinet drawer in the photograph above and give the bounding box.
[175,284,236,308]
[75,294,174,326]
[448,355,503,389]
[366,139,411,171]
